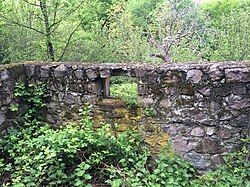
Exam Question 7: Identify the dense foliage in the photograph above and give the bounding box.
[0,83,249,186]
[110,76,138,107]
[0,0,249,64]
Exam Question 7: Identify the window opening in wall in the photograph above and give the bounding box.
[95,77,110,98]
[109,76,138,107]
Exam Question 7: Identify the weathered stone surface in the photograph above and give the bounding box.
[186,69,203,83]
[86,69,98,80]
[173,138,192,154]
[161,71,180,84]
[167,126,178,136]
[148,71,158,83]
[211,154,224,166]
[0,112,5,126]
[236,114,249,123]
[64,93,75,105]
[138,84,148,96]
[26,65,36,77]
[198,88,211,96]
[0,61,249,172]
[195,138,225,154]
[181,84,195,96]
[214,86,231,97]
[232,85,247,95]
[225,68,250,83]
[134,68,147,78]
[74,70,83,80]
[100,69,110,78]
[138,97,154,107]
[54,64,68,78]
[159,99,171,108]
[0,70,9,81]
[209,64,223,81]
[229,98,250,110]
[184,152,211,170]
[217,129,232,139]
[41,65,50,78]
[206,127,214,136]
[191,127,205,137]
[164,86,177,95]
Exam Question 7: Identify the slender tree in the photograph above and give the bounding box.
[148,0,210,63]
[0,0,85,61]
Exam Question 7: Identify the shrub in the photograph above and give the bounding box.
[110,76,138,107]
[107,149,196,187]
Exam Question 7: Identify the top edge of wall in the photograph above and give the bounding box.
[1,61,250,71]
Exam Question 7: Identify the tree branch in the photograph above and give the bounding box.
[0,15,46,35]
[48,0,85,33]
[57,21,82,62]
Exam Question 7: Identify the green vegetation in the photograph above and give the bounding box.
[0,83,249,186]
[191,139,250,187]
[110,76,138,107]
[0,0,249,64]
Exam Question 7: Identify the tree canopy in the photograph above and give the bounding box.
[0,0,249,64]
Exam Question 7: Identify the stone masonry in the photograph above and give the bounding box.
[0,61,249,171]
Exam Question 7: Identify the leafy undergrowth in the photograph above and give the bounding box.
[110,76,138,107]
[0,107,249,187]
[0,83,249,186]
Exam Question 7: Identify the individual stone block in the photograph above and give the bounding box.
[74,70,83,80]
[26,65,36,78]
[54,64,68,78]
[41,65,50,78]
[159,99,172,109]
[232,85,247,95]
[198,87,211,97]
[209,64,223,81]
[181,84,195,96]
[195,138,225,154]
[225,68,250,83]
[161,71,181,84]
[0,70,9,82]
[191,127,205,137]
[184,152,211,170]
[217,129,232,139]
[100,69,110,78]
[137,97,154,107]
[173,138,192,154]
[186,69,203,83]
[211,154,224,166]
[229,98,250,110]
[86,69,98,80]
[0,112,6,127]
[206,127,214,136]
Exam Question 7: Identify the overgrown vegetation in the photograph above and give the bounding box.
[0,0,249,64]
[0,83,249,186]
[110,76,138,107]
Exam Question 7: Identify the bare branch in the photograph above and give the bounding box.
[0,14,46,35]
[57,21,82,62]
[48,0,85,33]
[52,0,60,26]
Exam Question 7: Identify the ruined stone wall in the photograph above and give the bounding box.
[0,61,249,171]
[136,62,250,171]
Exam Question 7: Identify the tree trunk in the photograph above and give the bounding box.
[40,0,55,61]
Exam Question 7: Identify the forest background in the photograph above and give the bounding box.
[0,0,249,64]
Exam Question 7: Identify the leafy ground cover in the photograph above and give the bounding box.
[110,76,138,107]
[0,83,249,186]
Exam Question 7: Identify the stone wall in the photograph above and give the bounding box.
[0,61,249,171]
